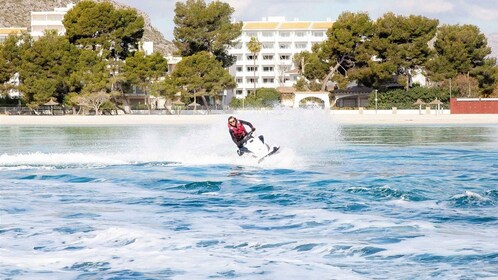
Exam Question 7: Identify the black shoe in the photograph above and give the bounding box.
[258,135,264,143]
[237,149,244,156]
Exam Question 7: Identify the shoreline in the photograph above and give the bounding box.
[1,112,498,126]
[330,113,498,125]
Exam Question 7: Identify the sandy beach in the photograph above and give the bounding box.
[1,111,498,126]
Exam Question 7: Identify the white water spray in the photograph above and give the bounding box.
[0,109,341,168]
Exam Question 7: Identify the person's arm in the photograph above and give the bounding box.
[239,120,255,131]
[229,129,243,147]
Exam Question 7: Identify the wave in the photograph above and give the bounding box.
[346,185,429,202]
[0,143,301,171]
[447,191,495,208]
[0,152,129,169]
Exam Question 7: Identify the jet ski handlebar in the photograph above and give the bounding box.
[240,131,254,145]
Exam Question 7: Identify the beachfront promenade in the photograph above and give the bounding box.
[1,110,498,125]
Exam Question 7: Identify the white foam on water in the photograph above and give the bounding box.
[0,152,128,167]
[1,177,497,279]
[134,109,340,168]
[452,190,488,201]
[0,217,364,278]
[0,109,341,170]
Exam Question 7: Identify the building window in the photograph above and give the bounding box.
[295,31,307,37]
[247,78,256,83]
[236,78,243,83]
[235,54,242,61]
[236,66,243,72]
[262,31,273,37]
[31,15,44,21]
[279,31,290,37]
[246,31,257,37]
[263,78,275,83]
[262,42,274,49]
[279,43,290,49]
[246,54,257,60]
[233,42,242,49]
[236,90,243,95]
[263,66,274,72]
[247,66,258,72]
[279,55,290,60]
[295,42,307,49]
[263,55,274,60]
[313,31,324,37]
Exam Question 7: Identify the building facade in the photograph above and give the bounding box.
[30,3,75,39]
[228,16,333,99]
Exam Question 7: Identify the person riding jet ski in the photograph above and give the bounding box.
[227,116,263,156]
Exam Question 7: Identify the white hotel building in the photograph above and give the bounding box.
[30,3,75,39]
[228,16,333,98]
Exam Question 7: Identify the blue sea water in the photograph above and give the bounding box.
[1,111,497,280]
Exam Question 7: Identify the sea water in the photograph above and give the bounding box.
[1,110,497,280]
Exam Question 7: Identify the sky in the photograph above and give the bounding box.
[115,0,498,40]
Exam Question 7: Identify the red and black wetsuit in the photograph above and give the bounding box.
[228,119,254,148]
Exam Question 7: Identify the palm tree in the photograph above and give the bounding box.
[247,36,262,96]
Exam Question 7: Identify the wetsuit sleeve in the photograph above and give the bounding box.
[239,120,254,129]
[229,129,242,147]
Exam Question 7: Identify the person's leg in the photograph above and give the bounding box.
[237,146,250,156]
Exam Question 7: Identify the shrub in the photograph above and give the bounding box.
[369,87,449,109]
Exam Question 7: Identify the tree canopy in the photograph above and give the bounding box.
[0,34,32,96]
[366,13,438,88]
[297,11,497,97]
[123,51,169,111]
[173,0,242,67]
[230,88,280,108]
[63,0,144,60]
[316,12,374,90]
[428,25,491,78]
[426,24,496,96]
[167,51,235,108]
[19,31,80,107]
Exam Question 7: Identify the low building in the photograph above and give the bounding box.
[165,55,182,73]
[333,85,373,108]
[141,41,154,55]
[450,98,498,114]
[411,68,428,87]
[276,87,296,107]
[0,27,27,42]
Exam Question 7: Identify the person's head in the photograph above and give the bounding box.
[228,116,237,126]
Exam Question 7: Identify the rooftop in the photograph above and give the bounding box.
[242,17,333,31]
[0,27,27,34]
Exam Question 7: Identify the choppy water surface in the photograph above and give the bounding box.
[1,111,497,279]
